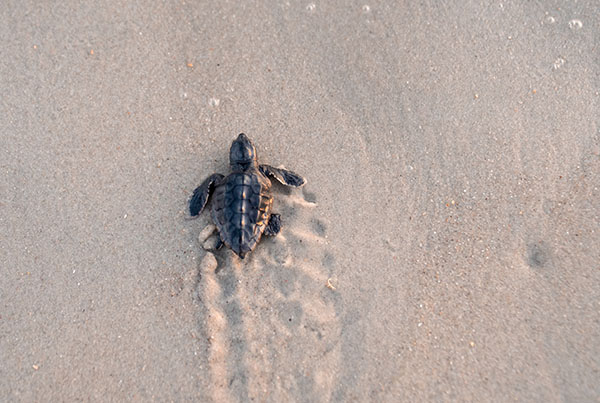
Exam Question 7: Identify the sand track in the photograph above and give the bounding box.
[196,188,341,402]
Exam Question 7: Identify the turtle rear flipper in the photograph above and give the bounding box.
[190,173,224,216]
[260,165,306,187]
[264,213,281,236]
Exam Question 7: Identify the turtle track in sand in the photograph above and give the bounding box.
[195,186,342,402]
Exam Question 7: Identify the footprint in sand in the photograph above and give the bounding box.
[195,186,341,402]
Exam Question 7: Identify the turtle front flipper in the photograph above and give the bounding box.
[189,173,224,216]
[260,165,306,187]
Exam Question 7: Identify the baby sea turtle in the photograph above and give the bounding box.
[189,133,306,259]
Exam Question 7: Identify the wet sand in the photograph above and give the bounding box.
[1,1,599,401]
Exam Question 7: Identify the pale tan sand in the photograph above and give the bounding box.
[1,1,599,401]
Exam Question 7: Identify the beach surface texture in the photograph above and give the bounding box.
[1,1,599,401]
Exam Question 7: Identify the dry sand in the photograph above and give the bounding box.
[1,1,599,401]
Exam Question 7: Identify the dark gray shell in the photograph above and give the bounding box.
[210,168,273,256]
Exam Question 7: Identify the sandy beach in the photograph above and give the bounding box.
[1,1,599,401]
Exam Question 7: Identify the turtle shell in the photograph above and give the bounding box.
[211,168,273,257]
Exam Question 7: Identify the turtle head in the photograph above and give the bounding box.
[229,133,257,171]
